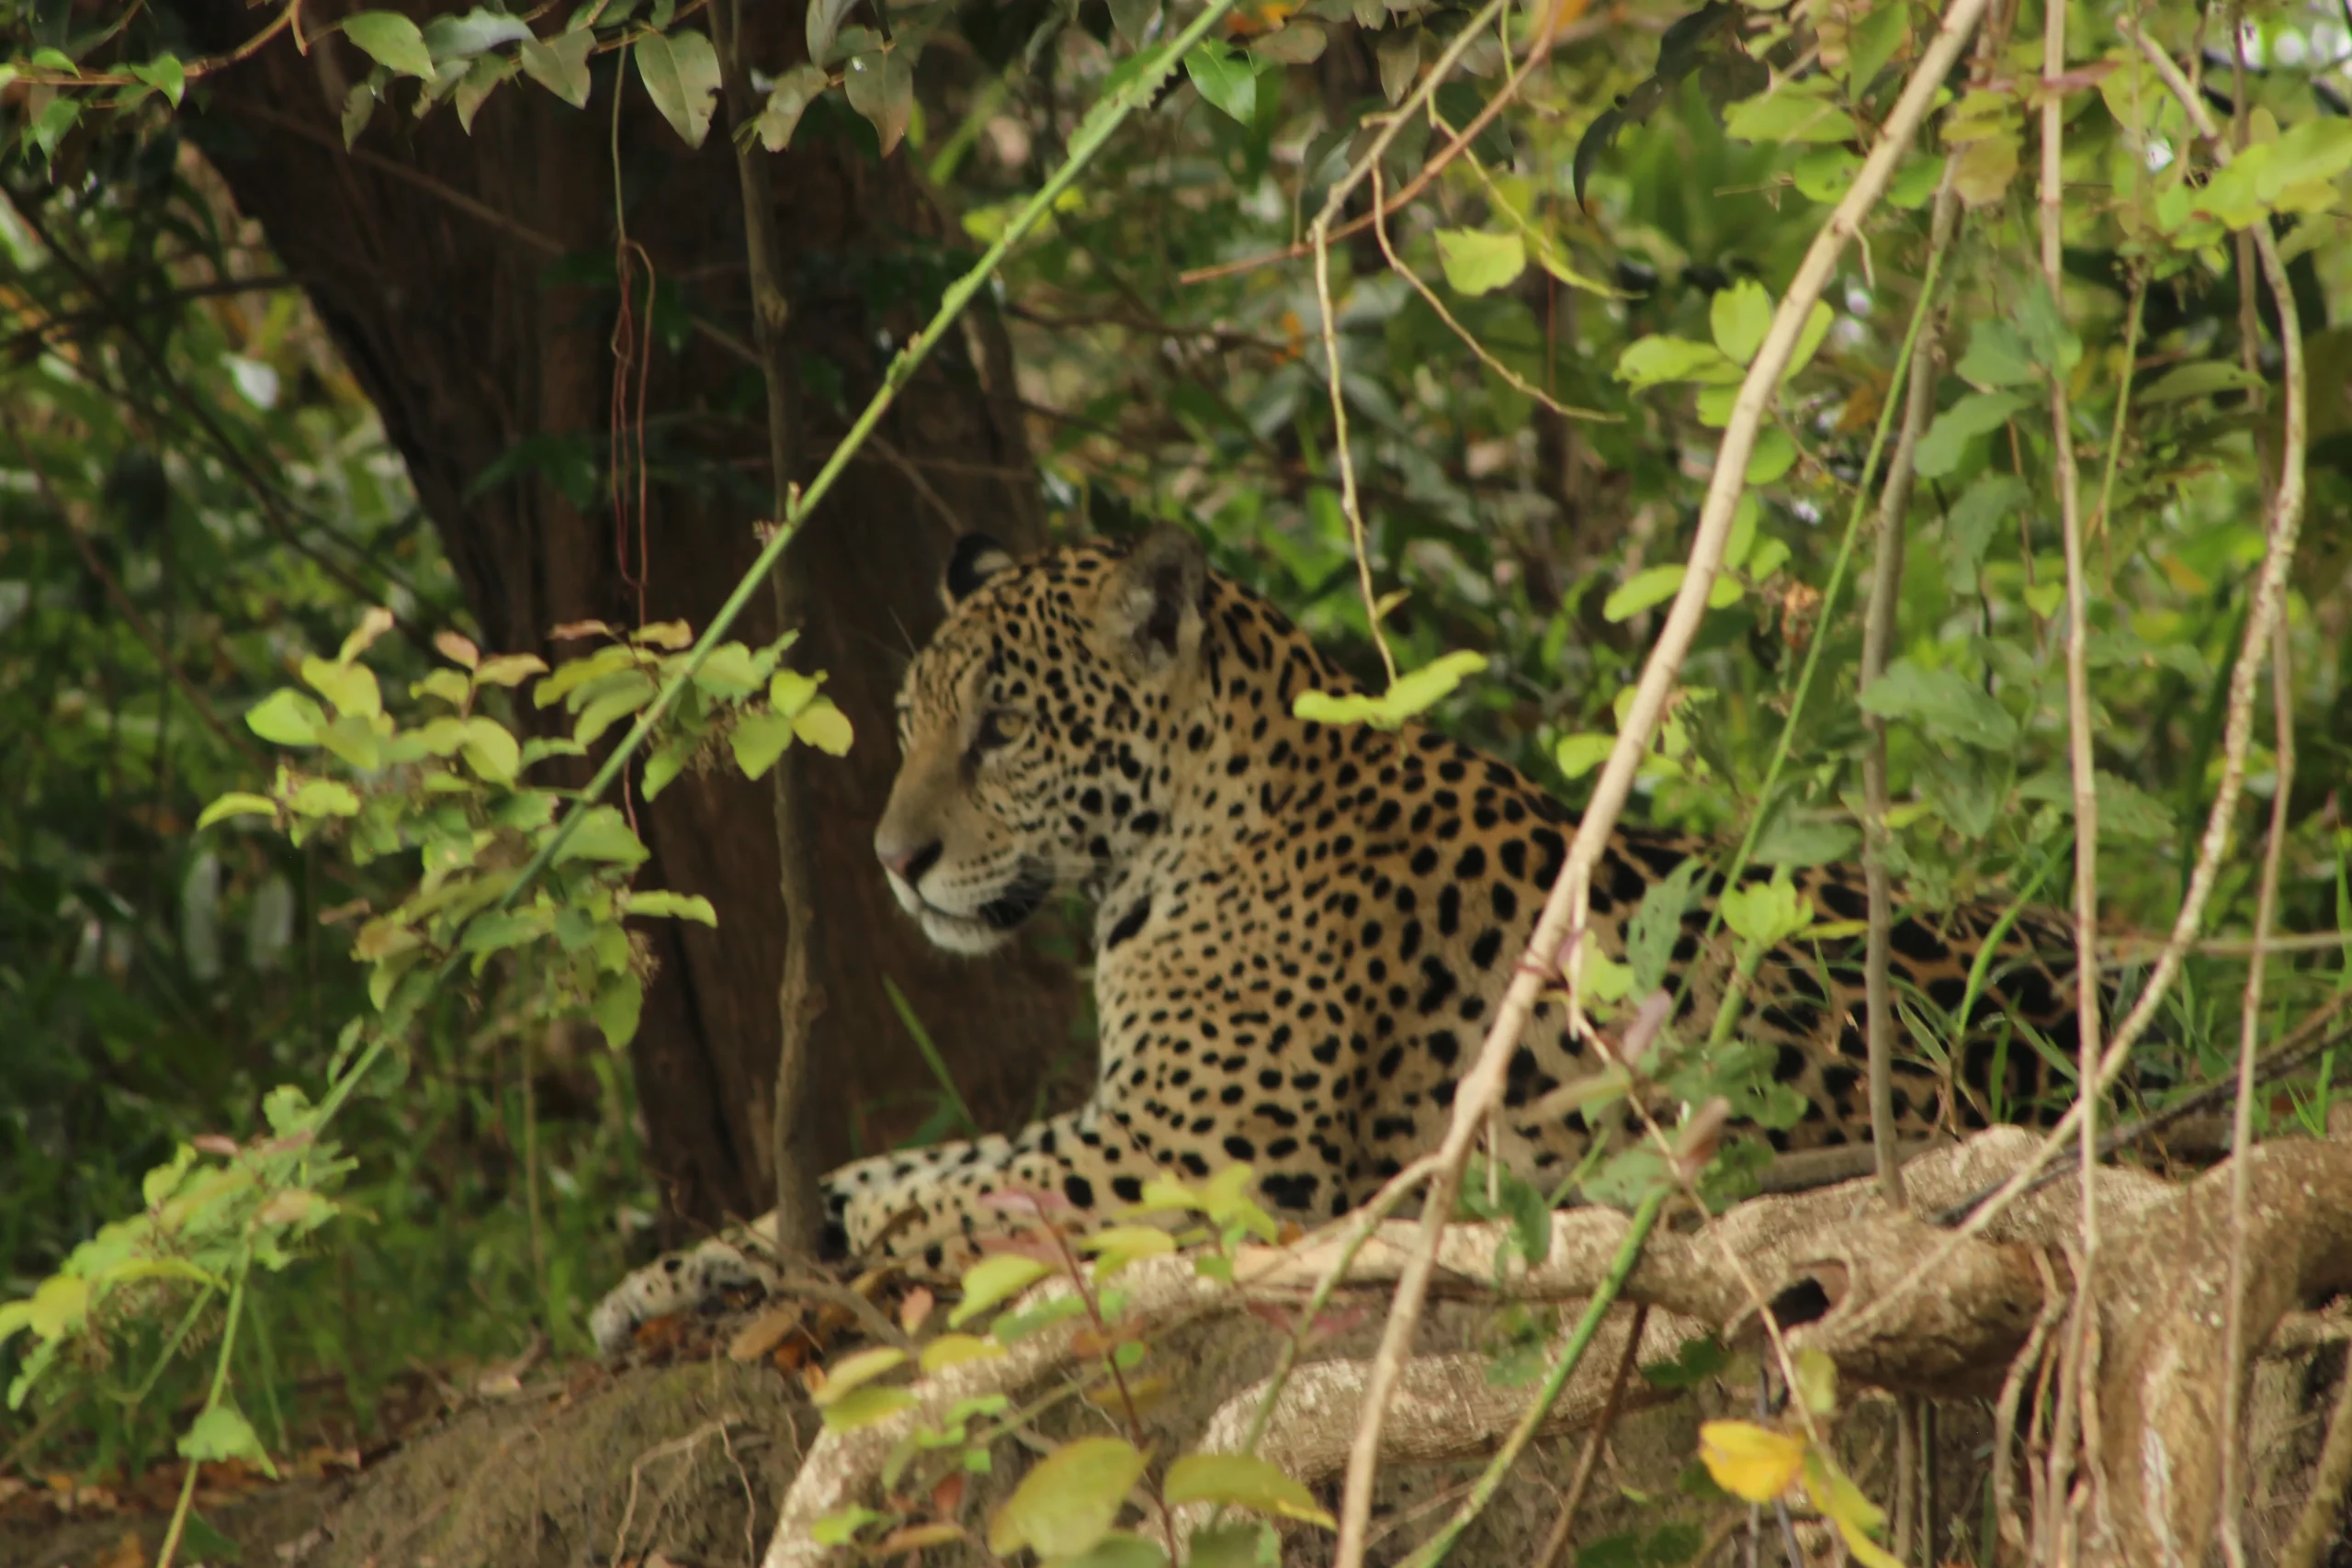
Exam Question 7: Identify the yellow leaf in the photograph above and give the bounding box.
[1792,1348,1838,1415]
[919,1333,1006,1373]
[1697,1419,1805,1503]
[1804,1450,1902,1568]
[810,1347,908,1407]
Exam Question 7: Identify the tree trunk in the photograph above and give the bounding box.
[176,11,1085,1235]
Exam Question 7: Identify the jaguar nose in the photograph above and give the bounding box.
[878,838,944,886]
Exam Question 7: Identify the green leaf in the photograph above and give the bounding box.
[1914,390,2032,479]
[1710,279,1771,367]
[754,63,828,150]
[1942,472,2026,593]
[1955,322,2036,389]
[1626,859,1705,996]
[178,1404,277,1477]
[1164,1452,1335,1528]
[1724,80,1858,144]
[573,671,656,747]
[792,697,854,756]
[460,718,522,783]
[198,793,281,830]
[344,11,435,78]
[843,49,914,157]
[517,28,593,107]
[1615,335,1739,391]
[246,689,327,747]
[301,656,383,720]
[1603,565,1685,623]
[769,668,823,717]
[1781,301,1837,382]
[621,890,718,925]
[288,779,363,818]
[807,0,862,67]
[1858,659,2018,749]
[554,805,650,865]
[820,1384,919,1430]
[729,711,797,777]
[1375,27,1419,106]
[811,1506,882,1545]
[1292,652,1487,730]
[1108,0,1160,48]
[812,1346,908,1405]
[1253,21,1327,63]
[1554,732,1614,781]
[987,1436,1149,1557]
[423,7,533,60]
[1056,1534,1170,1568]
[948,1254,1052,1327]
[130,54,186,106]
[594,969,643,1049]
[1746,428,1796,486]
[1434,228,1526,296]
[1185,39,1258,123]
[635,29,721,148]
[1844,0,1909,94]
[2136,360,2265,403]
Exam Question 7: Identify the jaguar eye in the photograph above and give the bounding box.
[974,709,1027,751]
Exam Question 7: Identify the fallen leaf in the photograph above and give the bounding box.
[729,1304,806,1363]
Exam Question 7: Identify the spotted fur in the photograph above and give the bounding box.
[591,527,2080,1350]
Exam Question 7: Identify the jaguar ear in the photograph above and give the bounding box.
[942,534,1017,608]
[1101,525,1207,671]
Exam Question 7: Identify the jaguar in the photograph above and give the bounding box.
[590,525,2079,1352]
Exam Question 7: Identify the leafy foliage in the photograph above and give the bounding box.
[6,0,2352,1551]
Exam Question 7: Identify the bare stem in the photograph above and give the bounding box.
[1859,170,1965,1212]
[2036,0,2106,1529]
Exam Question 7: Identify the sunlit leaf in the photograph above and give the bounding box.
[986,1436,1148,1557]
[197,793,281,830]
[246,689,328,747]
[179,1404,279,1477]
[343,12,435,78]
[791,697,854,756]
[949,1254,1053,1327]
[1165,1452,1336,1528]
[811,1346,909,1405]
[1709,279,1771,367]
[1434,228,1525,296]
[621,890,718,925]
[1697,1419,1805,1503]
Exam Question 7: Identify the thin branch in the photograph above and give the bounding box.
[1397,1189,1668,1568]
[11,0,300,89]
[2038,0,2103,1535]
[2281,1348,2352,1568]
[1366,163,1611,423]
[1326,0,1998,1554]
[1306,0,1515,684]
[1533,1303,1650,1568]
[4,273,296,356]
[1175,14,1614,288]
[707,0,827,1261]
[1859,169,1965,1212]
[2218,15,2293,1518]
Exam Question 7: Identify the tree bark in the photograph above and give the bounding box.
[175,10,1084,1235]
